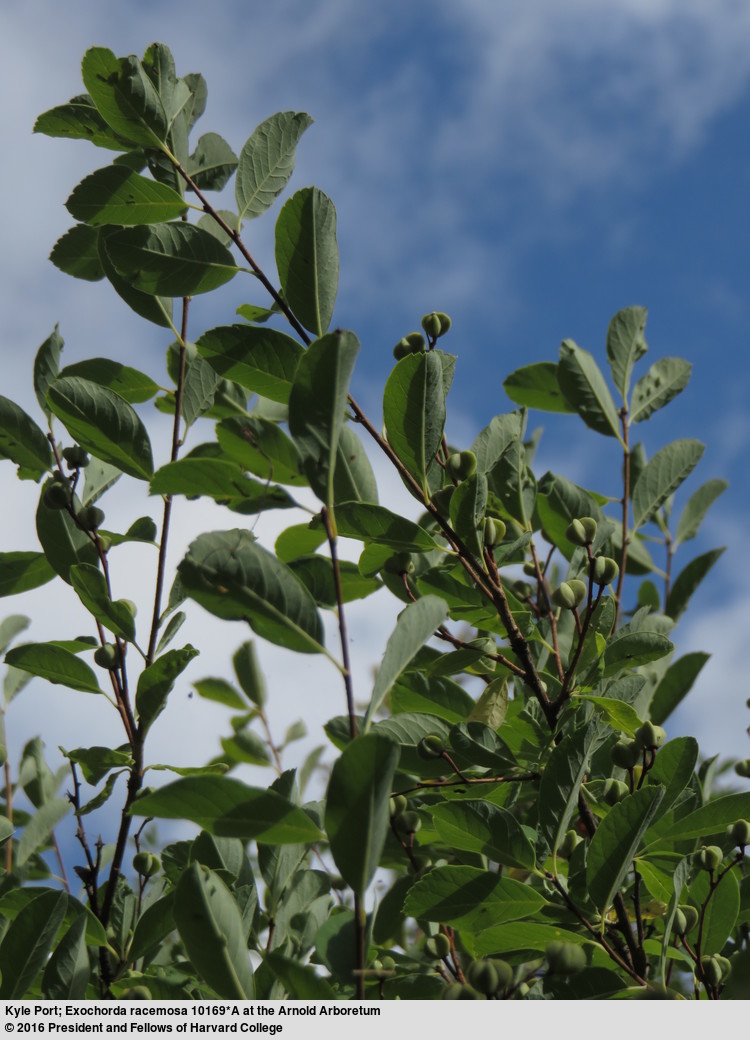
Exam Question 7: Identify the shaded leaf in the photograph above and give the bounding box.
[383,350,448,498]
[16,797,70,867]
[34,326,64,417]
[0,396,53,480]
[104,222,238,296]
[404,865,544,929]
[631,439,704,531]
[196,324,303,403]
[558,339,622,441]
[51,224,106,281]
[186,132,238,191]
[503,362,576,413]
[630,357,692,423]
[606,306,648,400]
[665,547,724,622]
[58,359,159,404]
[81,48,167,149]
[674,479,728,547]
[66,165,186,226]
[430,801,536,869]
[34,93,133,150]
[0,552,56,598]
[42,915,89,999]
[35,481,99,583]
[136,645,199,735]
[587,785,665,912]
[0,890,68,998]
[537,721,601,859]
[335,501,438,552]
[5,643,103,694]
[275,186,338,336]
[236,111,313,221]
[97,226,173,327]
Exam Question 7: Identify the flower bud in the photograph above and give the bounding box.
[383,552,415,575]
[393,339,411,361]
[435,312,452,335]
[601,778,629,805]
[395,810,421,835]
[441,983,480,999]
[593,556,619,585]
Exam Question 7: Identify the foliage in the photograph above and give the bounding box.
[0,42,747,1001]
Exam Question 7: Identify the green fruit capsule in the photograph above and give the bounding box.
[418,734,446,759]
[389,794,408,817]
[94,643,121,670]
[735,759,750,779]
[566,578,588,606]
[726,818,750,846]
[435,312,452,336]
[611,739,640,769]
[558,829,582,859]
[395,810,421,835]
[714,955,732,981]
[545,941,586,975]
[601,778,629,805]
[424,933,451,959]
[483,516,506,547]
[446,450,478,482]
[404,331,426,352]
[677,904,699,934]
[43,482,70,510]
[77,505,105,531]
[551,582,577,610]
[133,852,160,878]
[566,517,597,546]
[62,445,90,468]
[421,312,442,339]
[393,340,411,361]
[700,956,723,988]
[593,556,619,586]
[635,721,667,750]
[117,599,138,618]
[442,983,479,1000]
[380,956,396,971]
[696,845,723,872]
[467,960,502,996]
[121,987,152,1000]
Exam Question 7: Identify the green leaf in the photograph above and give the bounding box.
[603,629,674,677]
[631,438,704,531]
[0,890,68,998]
[66,166,186,226]
[331,425,379,505]
[469,922,591,958]
[58,359,159,404]
[195,324,304,403]
[0,615,30,655]
[128,893,176,963]
[335,502,438,552]
[471,412,523,475]
[192,677,246,710]
[103,223,239,297]
[275,187,338,336]
[557,339,622,441]
[217,416,304,486]
[51,225,106,281]
[688,869,740,956]
[537,721,601,859]
[236,112,313,222]
[232,640,267,708]
[383,350,448,498]
[69,564,136,641]
[665,548,724,622]
[178,530,324,654]
[132,776,323,843]
[325,734,399,897]
[364,595,448,730]
[404,866,544,930]
[289,556,380,608]
[275,523,327,563]
[605,306,648,400]
[536,472,605,560]
[449,720,517,771]
[136,645,199,735]
[221,729,271,767]
[674,479,728,547]
[392,673,476,724]
[16,797,70,867]
[47,376,154,480]
[468,675,510,729]
[649,792,750,846]
[288,330,360,508]
[34,93,133,150]
[81,48,167,150]
[645,737,699,820]
[34,325,63,417]
[62,745,133,785]
[173,864,254,998]
[5,643,103,694]
[0,552,56,598]
[649,652,709,726]
[263,952,335,1000]
[430,801,536,869]
[630,358,692,423]
[97,226,173,327]
[36,480,99,583]
[587,785,665,913]
[186,133,238,191]
[449,472,487,557]
[151,458,294,514]
[575,695,642,736]
[42,915,90,999]
[503,362,576,413]
[0,396,53,480]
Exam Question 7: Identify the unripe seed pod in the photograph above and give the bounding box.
[404,331,426,352]
[522,562,537,576]
[593,556,619,585]
[418,734,446,759]
[611,739,640,769]
[370,959,383,972]
[442,983,479,1000]
[447,450,477,482]
[132,852,160,877]
[483,516,505,547]
[43,482,70,510]
[696,845,723,872]
[514,581,533,599]
[552,582,577,610]
[431,486,454,516]
[566,579,587,606]
[672,907,688,936]
[545,941,586,975]
[714,955,732,981]
[395,810,421,835]
[566,516,597,546]
[76,505,105,531]
[466,959,512,995]
[602,777,629,805]
[700,956,723,988]
[726,818,750,846]
[94,643,121,670]
[393,340,411,361]
[389,794,408,817]
[635,721,667,750]
[62,445,90,468]
[676,904,699,934]
[121,987,152,1000]
[421,312,442,339]
[559,828,583,859]
[117,599,138,618]
[380,956,396,971]
[435,312,452,336]
[424,933,451,959]
[735,759,750,779]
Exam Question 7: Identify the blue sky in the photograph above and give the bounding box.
[1,1,750,793]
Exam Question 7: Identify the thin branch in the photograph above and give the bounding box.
[613,408,630,627]
[321,507,357,740]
